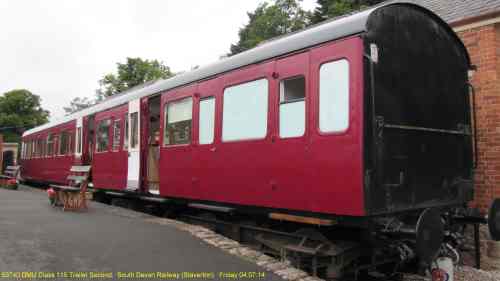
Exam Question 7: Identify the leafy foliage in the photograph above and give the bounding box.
[64,57,174,114]
[230,0,311,55]
[310,0,384,24]
[0,89,49,142]
[63,97,94,114]
[96,57,173,101]
[229,0,385,55]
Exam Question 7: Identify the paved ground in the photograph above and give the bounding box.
[0,186,283,281]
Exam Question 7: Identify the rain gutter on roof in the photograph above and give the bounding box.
[452,10,500,32]
[23,3,466,137]
[22,7,375,137]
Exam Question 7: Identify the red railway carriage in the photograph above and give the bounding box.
[20,3,500,276]
[20,2,472,218]
[22,21,367,216]
[21,120,76,184]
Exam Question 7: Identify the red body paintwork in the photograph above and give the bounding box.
[21,120,76,183]
[21,37,365,216]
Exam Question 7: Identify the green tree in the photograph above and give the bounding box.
[0,89,50,142]
[230,0,311,55]
[310,0,384,24]
[63,97,94,115]
[96,57,173,101]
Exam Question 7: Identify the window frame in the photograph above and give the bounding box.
[58,130,70,156]
[163,96,193,147]
[278,75,306,139]
[46,133,54,157]
[123,113,129,150]
[317,58,351,135]
[221,77,269,143]
[95,119,112,153]
[112,119,122,152]
[76,127,82,154]
[130,112,139,150]
[198,96,216,145]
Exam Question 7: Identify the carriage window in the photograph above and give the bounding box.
[59,131,70,155]
[30,141,34,159]
[69,131,74,154]
[164,97,192,146]
[199,97,215,145]
[41,139,46,157]
[37,138,44,157]
[112,119,121,151]
[130,112,139,149]
[96,119,111,152]
[319,59,349,133]
[124,115,129,150]
[31,141,35,158]
[280,76,305,138]
[32,138,38,158]
[31,140,36,158]
[222,79,268,141]
[76,127,82,154]
[46,133,54,156]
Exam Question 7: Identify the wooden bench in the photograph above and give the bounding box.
[0,166,20,189]
[50,165,91,211]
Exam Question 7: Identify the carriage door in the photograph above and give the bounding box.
[272,52,310,209]
[126,99,141,190]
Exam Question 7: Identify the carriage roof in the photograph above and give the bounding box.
[23,2,466,137]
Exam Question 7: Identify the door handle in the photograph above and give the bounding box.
[210,147,217,152]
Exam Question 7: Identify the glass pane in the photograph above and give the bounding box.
[112,120,121,151]
[59,131,69,155]
[280,76,305,102]
[47,134,54,156]
[130,112,139,149]
[199,97,215,145]
[280,101,305,138]
[124,114,129,150]
[164,97,192,146]
[222,79,268,141]
[96,119,111,152]
[76,128,82,154]
[319,59,349,133]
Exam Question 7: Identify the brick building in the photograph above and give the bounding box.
[390,0,500,211]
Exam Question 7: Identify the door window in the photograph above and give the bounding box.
[199,97,215,145]
[112,119,121,151]
[279,76,305,138]
[96,119,111,152]
[164,97,192,146]
[76,127,82,154]
[130,112,139,149]
[46,133,54,156]
[124,114,129,150]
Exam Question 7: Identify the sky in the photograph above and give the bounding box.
[0,0,317,121]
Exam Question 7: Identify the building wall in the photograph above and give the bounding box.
[456,23,500,211]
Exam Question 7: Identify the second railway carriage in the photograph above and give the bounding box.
[20,3,500,278]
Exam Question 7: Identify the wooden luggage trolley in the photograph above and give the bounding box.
[50,165,91,211]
